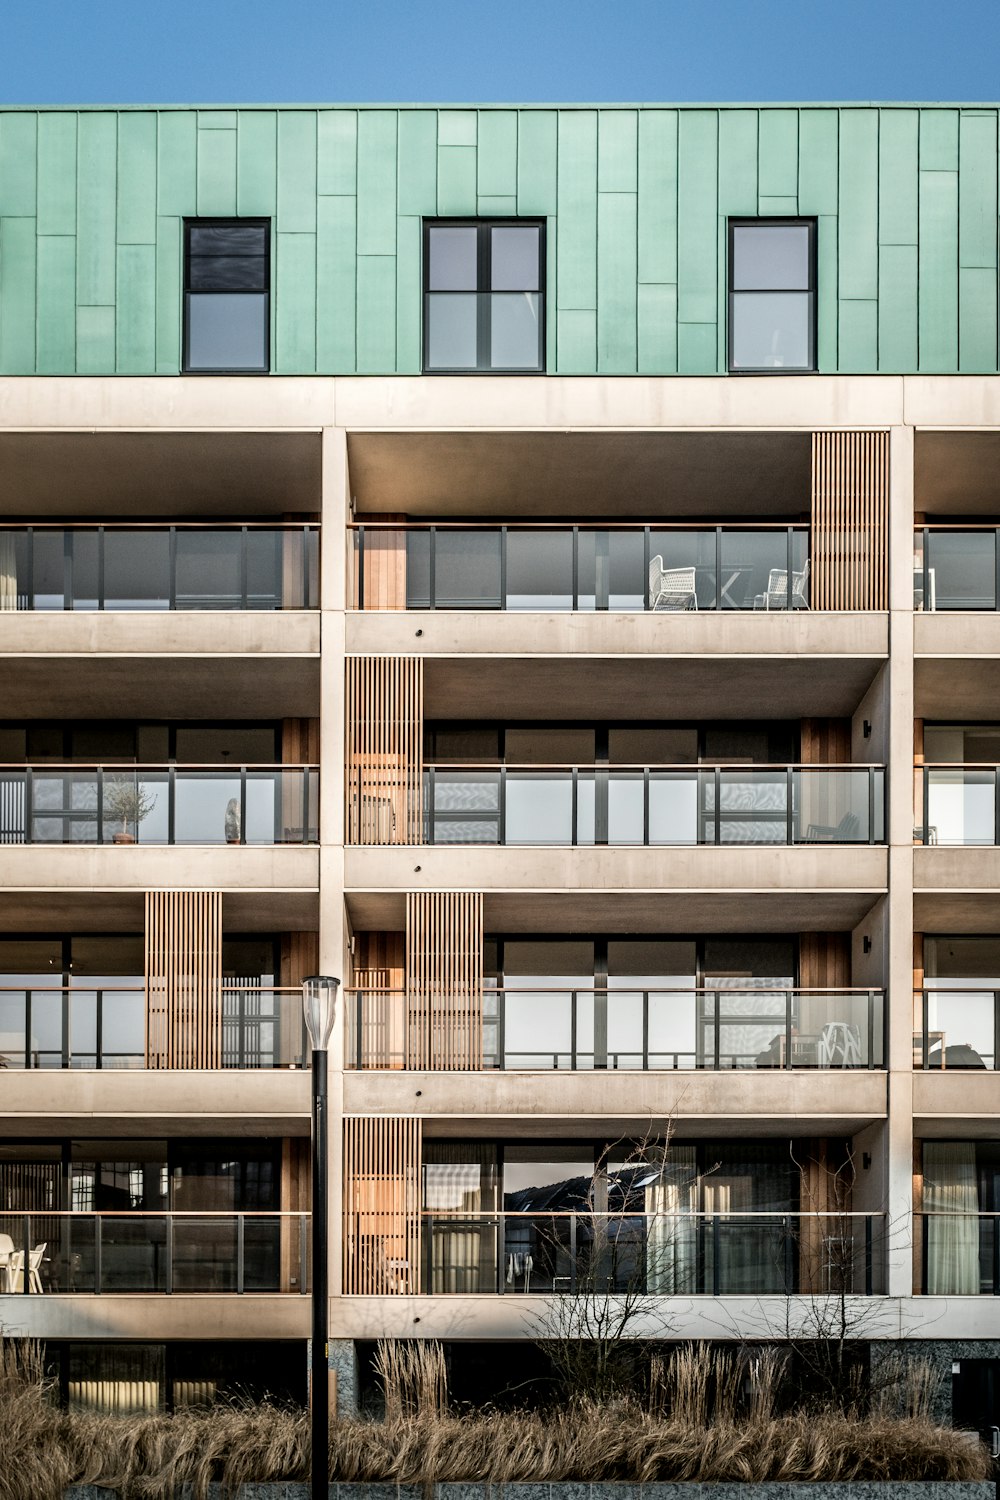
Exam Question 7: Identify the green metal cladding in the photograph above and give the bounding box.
[0,104,998,376]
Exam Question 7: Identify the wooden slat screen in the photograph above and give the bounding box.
[811,431,889,610]
[352,515,408,609]
[405,891,484,1070]
[345,655,423,844]
[144,890,223,1068]
[350,932,407,1069]
[343,1115,422,1295]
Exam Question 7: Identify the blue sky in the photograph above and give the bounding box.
[3,0,999,105]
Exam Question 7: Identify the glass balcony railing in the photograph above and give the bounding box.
[915,988,999,1070]
[352,523,810,612]
[0,765,318,844]
[0,524,319,611]
[920,1214,1000,1295]
[914,527,1000,611]
[919,765,1000,845]
[419,763,885,846]
[0,1212,309,1294]
[347,986,885,1071]
[0,985,309,1070]
[416,1211,883,1296]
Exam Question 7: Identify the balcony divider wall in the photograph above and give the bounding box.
[810,431,889,611]
[346,655,423,845]
[144,890,223,1069]
[343,1115,422,1295]
[405,891,484,1071]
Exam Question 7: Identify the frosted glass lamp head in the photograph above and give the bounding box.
[302,975,340,1050]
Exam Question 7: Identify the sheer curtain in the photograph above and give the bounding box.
[925,1142,980,1294]
[423,1144,497,1293]
[0,534,18,611]
[645,1146,697,1292]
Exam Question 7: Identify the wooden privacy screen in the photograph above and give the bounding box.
[406,891,484,1070]
[145,890,223,1068]
[345,656,423,844]
[343,1115,422,1295]
[351,932,407,1069]
[811,431,889,610]
[352,516,407,609]
[798,1138,853,1294]
[800,718,852,764]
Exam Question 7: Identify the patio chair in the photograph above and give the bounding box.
[804,811,861,842]
[753,559,810,610]
[649,556,698,611]
[817,1022,862,1068]
[6,1241,46,1293]
[0,1233,13,1292]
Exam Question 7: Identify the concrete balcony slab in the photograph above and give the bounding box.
[0,1292,310,1341]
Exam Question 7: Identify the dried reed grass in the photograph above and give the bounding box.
[0,1336,989,1499]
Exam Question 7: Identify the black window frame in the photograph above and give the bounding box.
[182,218,271,376]
[422,218,546,375]
[727,217,817,376]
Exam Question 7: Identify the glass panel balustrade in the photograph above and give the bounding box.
[0,766,318,845]
[347,986,885,1071]
[0,985,308,1069]
[0,1212,309,1293]
[915,987,999,1070]
[914,529,998,611]
[421,765,884,847]
[418,1211,883,1296]
[353,525,811,611]
[922,766,1000,845]
[0,526,318,610]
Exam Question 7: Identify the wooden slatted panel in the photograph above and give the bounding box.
[811,431,889,611]
[405,891,483,1070]
[800,718,852,764]
[144,890,223,1069]
[353,515,407,609]
[351,931,406,1069]
[342,1115,422,1295]
[345,656,423,844]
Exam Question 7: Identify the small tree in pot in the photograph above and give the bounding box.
[104,777,157,844]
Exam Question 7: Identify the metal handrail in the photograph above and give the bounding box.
[0,523,319,610]
[0,984,310,1069]
[414,762,886,848]
[346,985,885,1072]
[0,1210,310,1296]
[352,520,810,612]
[415,1209,882,1297]
[0,763,319,846]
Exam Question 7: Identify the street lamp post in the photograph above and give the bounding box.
[302,974,340,1500]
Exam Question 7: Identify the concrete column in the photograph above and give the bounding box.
[329,1337,359,1418]
[886,422,916,1299]
[320,422,349,1327]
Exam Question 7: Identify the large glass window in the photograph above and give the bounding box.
[183,220,270,374]
[729,220,816,373]
[424,220,544,373]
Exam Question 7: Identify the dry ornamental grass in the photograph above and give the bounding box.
[0,1338,989,1500]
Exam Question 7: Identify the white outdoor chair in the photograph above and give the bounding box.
[753,559,810,610]
[817,1022,862,1068]
[649,556,698,611]
[5,1241,46,1293]
[0,1233,14,1292]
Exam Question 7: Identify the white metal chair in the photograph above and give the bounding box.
[817,1022,862,1068]
[0,1233,14,1292]
[754,559,810,610]
[649,556,698,611]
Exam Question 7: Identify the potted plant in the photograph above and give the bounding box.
[104,776,157,844]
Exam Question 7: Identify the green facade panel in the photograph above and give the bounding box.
[0,103,999,375]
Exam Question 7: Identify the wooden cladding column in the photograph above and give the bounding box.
[145,891,223,1069]
[406,891,484,1070]
[343,1115,422,1294]
[345,656,423,844]
[811,431,889,610]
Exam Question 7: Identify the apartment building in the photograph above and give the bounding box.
[0,102,998,1429]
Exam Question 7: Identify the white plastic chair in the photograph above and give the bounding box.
[649,556,698,611]
[754,558,810,610]
[0,1233,13,1292]
[6,1241,46,1294]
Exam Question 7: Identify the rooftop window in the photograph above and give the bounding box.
[423,220,545,373]
[183,220,270,374]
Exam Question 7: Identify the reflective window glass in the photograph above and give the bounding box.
[428,227,478,290]
[732,225,811,290]
[730,292,812,370]
[490,293,541,368]
[490,227,540,290]
[505,530,574,610]
[184,221,269,374]
[729,220,815,374]
[425,294,478,369]
[186,293,269,372]
[424,220,545,373]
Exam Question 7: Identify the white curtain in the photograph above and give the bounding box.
[925,1141,980,1294]
[0,533,18,611]
[645,1146,697,1292]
